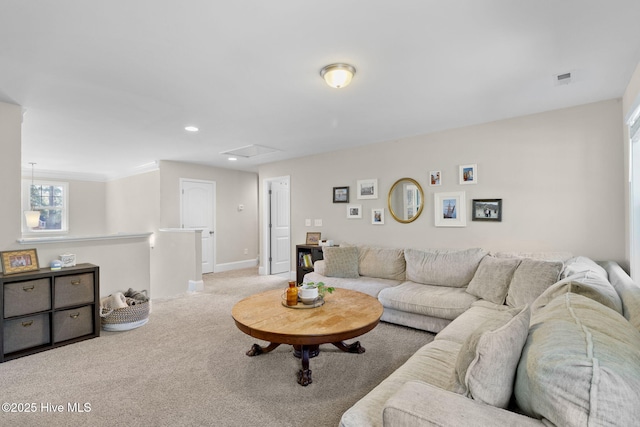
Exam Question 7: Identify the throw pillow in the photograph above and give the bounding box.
[358,246,406,281]
[466,256,522,304]
[405,248,488,287]
[321,246,359,278]
[455,305,531,408]
[505,258,563,308]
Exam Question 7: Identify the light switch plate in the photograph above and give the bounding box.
[305,219,311,226]
[314,219,322,227]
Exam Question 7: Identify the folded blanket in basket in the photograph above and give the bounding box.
[100,292,128,310]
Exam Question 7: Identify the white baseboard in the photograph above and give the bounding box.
[188,280,204,292]
[215,258,258,273]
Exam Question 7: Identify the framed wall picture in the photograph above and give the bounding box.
[306,232,321,245]
[459,164,478,185]
[356,179,378,199]
[472,199,502,221]
[371,208,385,225]
[434,192,467,227]
[333,186,349,203]
[429,170,442,186]
[347,204,362,219]
[1,248,40,275]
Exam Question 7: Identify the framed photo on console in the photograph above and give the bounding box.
[1,248,40,275]
[306,232,321,245]
[472,199,502,221]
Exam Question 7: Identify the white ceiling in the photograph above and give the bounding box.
[2,1,640,180]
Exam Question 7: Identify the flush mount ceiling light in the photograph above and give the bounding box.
[185,126,199,132]
[320,63,356,89]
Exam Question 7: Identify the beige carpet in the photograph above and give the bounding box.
[0,268,434,427]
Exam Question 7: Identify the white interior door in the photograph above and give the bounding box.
[269,178,290,275]
[181,179,215,274]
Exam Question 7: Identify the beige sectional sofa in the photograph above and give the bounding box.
[302,246,640,427]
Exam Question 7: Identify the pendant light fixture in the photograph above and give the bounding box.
[320,63,356,89]
[24,162,40,228]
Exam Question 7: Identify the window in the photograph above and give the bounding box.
[22,180,69,233]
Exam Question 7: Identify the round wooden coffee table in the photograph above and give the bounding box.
[232,288,383,386]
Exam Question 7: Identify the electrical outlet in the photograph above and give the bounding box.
[244,248,248,255]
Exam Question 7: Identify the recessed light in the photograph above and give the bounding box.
[228,157,238,161]
[185,126,199,132]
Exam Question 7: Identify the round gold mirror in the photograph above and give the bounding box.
[388,178,424,223]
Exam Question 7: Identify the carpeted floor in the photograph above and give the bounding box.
[0,268,434,426]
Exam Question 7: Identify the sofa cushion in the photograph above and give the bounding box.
[561,256,608,280]
[321,246,359,278]
[505,258,563,308]
[466,256,521,304]
[455,305,530,408]
[515,293,640,427]
[378,281,478,320]
[493,251,573,262]
[303,271,399,298]
[404,248,487,287]
[435,300,519,344]
[340,339,464,427]
[601,261,640,331]
[358,246,406,281]
[533,271,623,315]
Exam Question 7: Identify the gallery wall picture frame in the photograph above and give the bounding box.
[1,248,40,275]
[429,170,442,186]
[347,204,362,219]
[434,192,467,227]
[333,186,349,203]
[306,232,321,245]
[371,208,385,225]
[356,179,378,199]
[459,164,478,185]
[472,199,502,221]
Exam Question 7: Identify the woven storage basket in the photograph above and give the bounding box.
[100,301,149,332]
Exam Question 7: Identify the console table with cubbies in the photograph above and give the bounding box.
[0,263,100,362]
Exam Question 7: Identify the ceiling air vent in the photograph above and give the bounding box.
[220,144,279,158]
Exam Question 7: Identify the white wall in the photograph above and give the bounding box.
[106,170,160,234]
[0,102,22,253]
[159,160,259,268]
[259,99,627,269]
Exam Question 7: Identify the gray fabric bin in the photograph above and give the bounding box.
[54,273,94,308]
[4,278,51,318]
[53,306,93,343]
[3,313,50,354]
